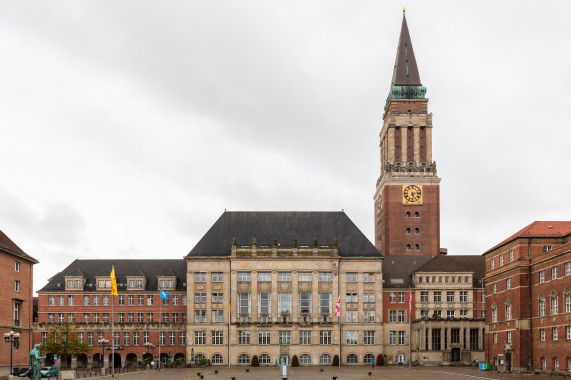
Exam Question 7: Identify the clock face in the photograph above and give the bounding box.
[403,185,422,205]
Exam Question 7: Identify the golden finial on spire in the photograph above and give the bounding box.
[403,7,406,12]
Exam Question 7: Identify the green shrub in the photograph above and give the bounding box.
[199,357,208,366]
[332,355,339,366]
[291,355,299,367]
[251,355,259,366]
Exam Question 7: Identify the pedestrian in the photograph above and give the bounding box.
[275,359,279,367]
[371,358,375,368]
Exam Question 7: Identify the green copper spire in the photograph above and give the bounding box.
[385,9,426,109]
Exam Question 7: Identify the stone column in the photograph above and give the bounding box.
[292,271,299,322]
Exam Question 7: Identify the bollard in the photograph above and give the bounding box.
[214,370,218,374]
[197,373,201,376]
[320,368,324,372]
[231,377,236,380]
[245,368,249,372]
[332,377,337,380]
[200,376,204,379]
[369,372,372,376]
[282,378,288,380]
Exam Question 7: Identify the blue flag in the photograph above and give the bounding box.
[160,290,169,300]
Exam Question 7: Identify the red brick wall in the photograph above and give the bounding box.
[0,252,35,373]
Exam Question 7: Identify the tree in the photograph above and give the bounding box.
[251,355,259,366]
[291,355,299,367]
[41,323,90,368]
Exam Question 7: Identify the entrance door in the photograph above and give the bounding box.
[396,354,405,364]
[451,348,461,362]
[505,352,511,372]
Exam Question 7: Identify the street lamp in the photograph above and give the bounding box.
[98,338,109,371]
[144,342,155,367]
[4,331,21,376]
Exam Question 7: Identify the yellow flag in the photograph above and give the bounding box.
[110,266,118,296]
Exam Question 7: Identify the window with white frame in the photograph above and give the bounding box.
[299,330,311,345]
[491,258,495,269]
[447,291,455,302]
[194,272,206,282]
[59,295,65,306]
[15,261,20,272]
[160,331,166,346]
[212,331,223,345]
[493,283,497,294]
[212,272,223,282]
[505,304,512,320]
[49,295,55,306]
[509,249,514,262]
[539,270,545,283]
[566,326,571,340]
[398,292,405,303]
[346,330,358,345]
[447,310,455,318]
[346,272,357,282]
[434,291,442,303]
[194,310,206,322]
[398,331,405,345]
[499,254,504,266]
[363,330,375,345]
[318,272,332,282]
[390,292,397,303]
[211,310,223,322]
[539,299,546,316]
[565,262,571,276]
[363,293,374,303]
[492,307,497,323]
[507,330,512,343]
[552,266,558,279]
[318,293,331,316]
[552,296,559,314]
[278,272,291,282]
[279,330,291,344]
[319,330,331,345]
[363,310,375,322]
[420,291,428,302]
[540,328,546,341]
[506,278,511,290]
[298,272,312,282]
[566,294,571,313]
[493,333,497,344]
[238,330,250,345]
[345,310,357,323]
[238,293,251,315]
[389,331,397,345]
[278,293,292,314]
[257,272,271,282]
[460,291,468,302]
[298,293,310,314]
[363,272,375,282]
[553,327,558,341]
[133,332,139,346]
[543,245,553,253]
[194,331,205,345]
[258,331,270,345]
[398,310,406,323]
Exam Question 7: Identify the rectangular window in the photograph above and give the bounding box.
[509,249,514,262]
[15,262,20,272]
[102,313,109,323]
[128,295,134,306]
[195,272,206,282]
[212,272,223,282]
[238,330,250,345]
[172,295,179,305]
[318,272,332,282]
[318,293,331,315]
[493,332,497,344]
[319,330,331,345]
[540,328,546,341]
[552,327,558,341]
[390,292,397,303]
[363,272,375,282]
[389,331,396,345]
[118,313,124,323]
[346,273,357,282]
[182,295,187,305]
[138,313,144,322]
[447,310,455,318]
[172,313,178,322]
[212,331,224,345]
[194,310,206,322]
[49,295,55,306]
[543,245,553,253]
[162,313,169,322]
[345,310,357,322]
[178,332,185,346]
[492,283,497,294]
[363,293,375,303]
[278,272,292,282]
[132,332,139,346]
[87,332,93,346]
[102,295,109,306]
[433,291,441,303]
[211,310,224,322]
[363,330,375,345]
[93,313,99,322]
[420,291,428,302]
[505,305,512,320]
[552,266,558,280]
[146,295,153,305]
[298,293,311,314]
[398,292,405,303]
[298,272,312,282]
[59,295,65,306]
[194,331,205,345]
[346,330,358,345]
[499,254,504,266]
[389,310,396,323]
[566,295,571,313]
[237,293,251,315]
[398,310,406,323]
[398,331,405,345]
[566,326,571,340]
[447,291,455,303]
[147,313,153,322]
[258,331,271,345]
[491,258,495,270]
[138,295,144,305]
[113,332,120,346]
[168,332,175,346]
[259,293,271,315]
[237,272,251,282]
[278,293,292,314]
[258,272,271,282]
[143,332,149,344]
[14,280,20,292]
[460,291,468,302]
[432,328,441,350]
[506,278,511,290]
[117,295,124,305]
[194,293,206,303]
[212,293,223,303]
[492,308,497,323]
[123,332,130,346]
[299,330,311,345]
[128,313,134,323]
[420,310,429,317]
[363,310,375,322]
[346,293,357,303]
[539,270,545,283]
[83,313,89,323]
[552,297,558,314]
[460,309,468,318]
[565,262,571,276]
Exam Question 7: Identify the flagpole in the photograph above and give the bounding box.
[112,291,115,377]
[408,287,411,370]
[159,294,162,371]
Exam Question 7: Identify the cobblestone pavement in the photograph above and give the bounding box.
[82,366,562,380]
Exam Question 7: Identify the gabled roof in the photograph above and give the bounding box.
[484,221,571,254]
[390,11,422,87]
[38,259,187,293]
[127,268,146,277]
[415,254,485,287]
[159,268,176,277]
[186,211,380,258]
[64,268,84,277]
[0,229,38,263]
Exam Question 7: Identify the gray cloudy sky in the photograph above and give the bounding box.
[1,1,570,294]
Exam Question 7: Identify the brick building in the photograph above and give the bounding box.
[35,259,187,370]
[483,221,571,373]
[0,229,38,377]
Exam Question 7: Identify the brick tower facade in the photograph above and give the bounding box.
[374,11,440,256]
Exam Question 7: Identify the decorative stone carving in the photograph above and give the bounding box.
[347,284,357,291]
[258,282,272,292]
[319,282,331,292]
[278,282,292,292]
[298,282,312,293]
[238,282,251,292]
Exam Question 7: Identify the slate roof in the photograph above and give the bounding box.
[390,11,422,87]
[0,229,38,263]
[38,259,187,293]
[484,221,571,254]
[186,211,380,258]
[383,254,485,288]
[382,255,432,288]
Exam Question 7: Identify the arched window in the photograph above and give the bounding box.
[406,211,411,218]
[414,211,419,218]
[554,357,559,371]
[364,354,374,364]
[320,354,332,364]
[194,354,205,364]
[415,244,420,251]
[211,354,223,364]
[415,228,419,234]
[347,354,358,364]
[406,244,411,251]
[406,228,411,234]
[299,354,312,365]
[259,354,270,365]
[238,354,250,365]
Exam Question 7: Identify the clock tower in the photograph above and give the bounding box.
[374,10,440,256]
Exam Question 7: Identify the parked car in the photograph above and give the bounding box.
[40,366,58,377]
[16,367,33,378]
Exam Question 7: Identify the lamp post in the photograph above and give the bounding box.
[144,342,155,368]
[4,331,21,376]
[98,338,109,374]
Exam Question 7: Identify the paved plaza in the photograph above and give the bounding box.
[86,366,560,380]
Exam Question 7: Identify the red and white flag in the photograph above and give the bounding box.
[334,295,341,316]
[409,288,412,320]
